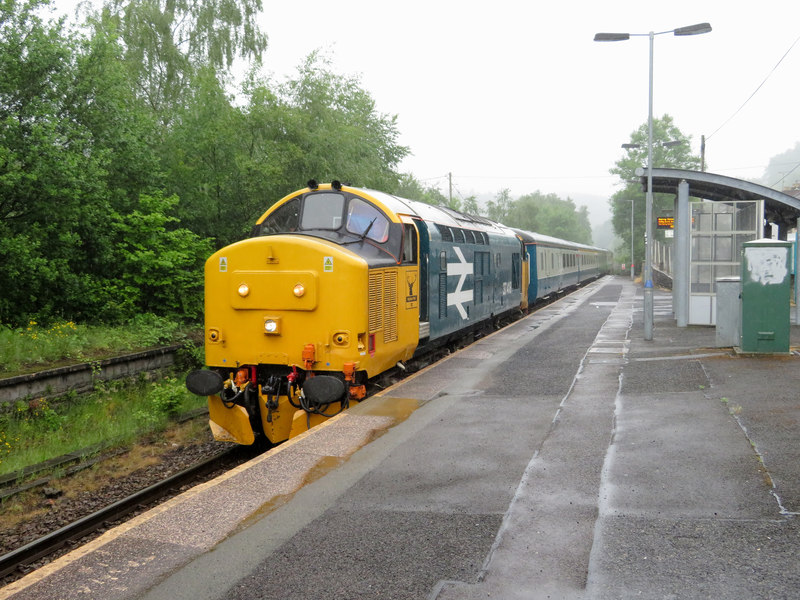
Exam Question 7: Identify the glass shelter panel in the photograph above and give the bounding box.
[689,200,761,325]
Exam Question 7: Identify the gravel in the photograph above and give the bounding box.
[0,432,239,586]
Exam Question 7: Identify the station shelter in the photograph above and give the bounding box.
[636,168,800,327]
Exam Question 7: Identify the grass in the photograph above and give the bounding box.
[0,374,209,478]
[0,417,213,531]
[0,314,198,376]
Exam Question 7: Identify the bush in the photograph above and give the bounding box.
[0,317,197,375]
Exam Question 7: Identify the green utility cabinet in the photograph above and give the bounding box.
[740,239,791,353]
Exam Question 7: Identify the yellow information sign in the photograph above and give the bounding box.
[657,217,674,229]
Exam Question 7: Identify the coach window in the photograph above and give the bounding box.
[346,198,390,243]
[302,192,345,230]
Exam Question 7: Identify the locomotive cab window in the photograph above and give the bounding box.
[346,198,390,243]
[260,197,300,234]
[302,192,345,230]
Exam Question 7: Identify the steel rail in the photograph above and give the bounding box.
[0,446,248,579]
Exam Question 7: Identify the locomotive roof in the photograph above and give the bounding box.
[355,187,513,236]
[273,185,608,254]
[355,188,608,253]
[511,228,609,253]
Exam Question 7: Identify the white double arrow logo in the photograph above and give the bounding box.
[447,247,473,320]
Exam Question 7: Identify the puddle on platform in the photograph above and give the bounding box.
[228,398,420,536]
[348,395,419,423]
[232,455,348,533]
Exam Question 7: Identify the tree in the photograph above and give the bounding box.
[505,191,593,244]
[274,52,409,191]
[0,1,214,325]
[160,66,248,246]
[0,0,111,324]
[486,188,512,223]
[102,193,212,320]
[101,0,267,120]
[395,174,448,207]
[226,52,409,246]
[608,114,700,267]
[461,195,480,215]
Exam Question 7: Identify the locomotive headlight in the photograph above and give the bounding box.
[238,283,250,297]
[293,283,305,297]
[264,318,280,334]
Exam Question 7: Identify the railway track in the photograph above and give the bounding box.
[0,445,257,581]
[0,407,209,503]
[0,281,600,585]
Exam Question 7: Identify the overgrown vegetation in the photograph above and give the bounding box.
[0,0,598,329]
[0,375,207,476]
[0,0,408,328]
[0,314,191,375]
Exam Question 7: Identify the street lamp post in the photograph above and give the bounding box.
[628,199,634,281]
[595,23,712,340]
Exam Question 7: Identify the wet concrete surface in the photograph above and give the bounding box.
[4,276,800,600]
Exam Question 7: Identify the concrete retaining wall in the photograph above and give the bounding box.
[0,346,181,405]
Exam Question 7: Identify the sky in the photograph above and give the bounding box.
[253,0,800,226]
[55,0,800,228]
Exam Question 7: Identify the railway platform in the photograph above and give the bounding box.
[2,275,800,599]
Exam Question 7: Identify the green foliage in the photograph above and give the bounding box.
[0,316,191,375]
[102,192,212,321]
[102,0,267,119]
[277,52,409,190]
[486,189,513,224]
[507,192,593,244]
[0,375,206,475]
[609,115,701,263]
[0,2,409,324]
[461,195,480,215]
[394,173,449,207]
[609,114,699,182]
[147,377,183,416]
[160,67,251,245]
[484,188,593,244]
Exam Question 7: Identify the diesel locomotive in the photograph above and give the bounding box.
[186,181,611,445]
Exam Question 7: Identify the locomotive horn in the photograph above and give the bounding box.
[331,180,342,190]
[307,179,319,190]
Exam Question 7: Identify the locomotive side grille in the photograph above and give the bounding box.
[439,272,447,318]
[369,271,383,332]
[383,272,398,343]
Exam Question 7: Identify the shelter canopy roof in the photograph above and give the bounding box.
[638,168,800,227]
